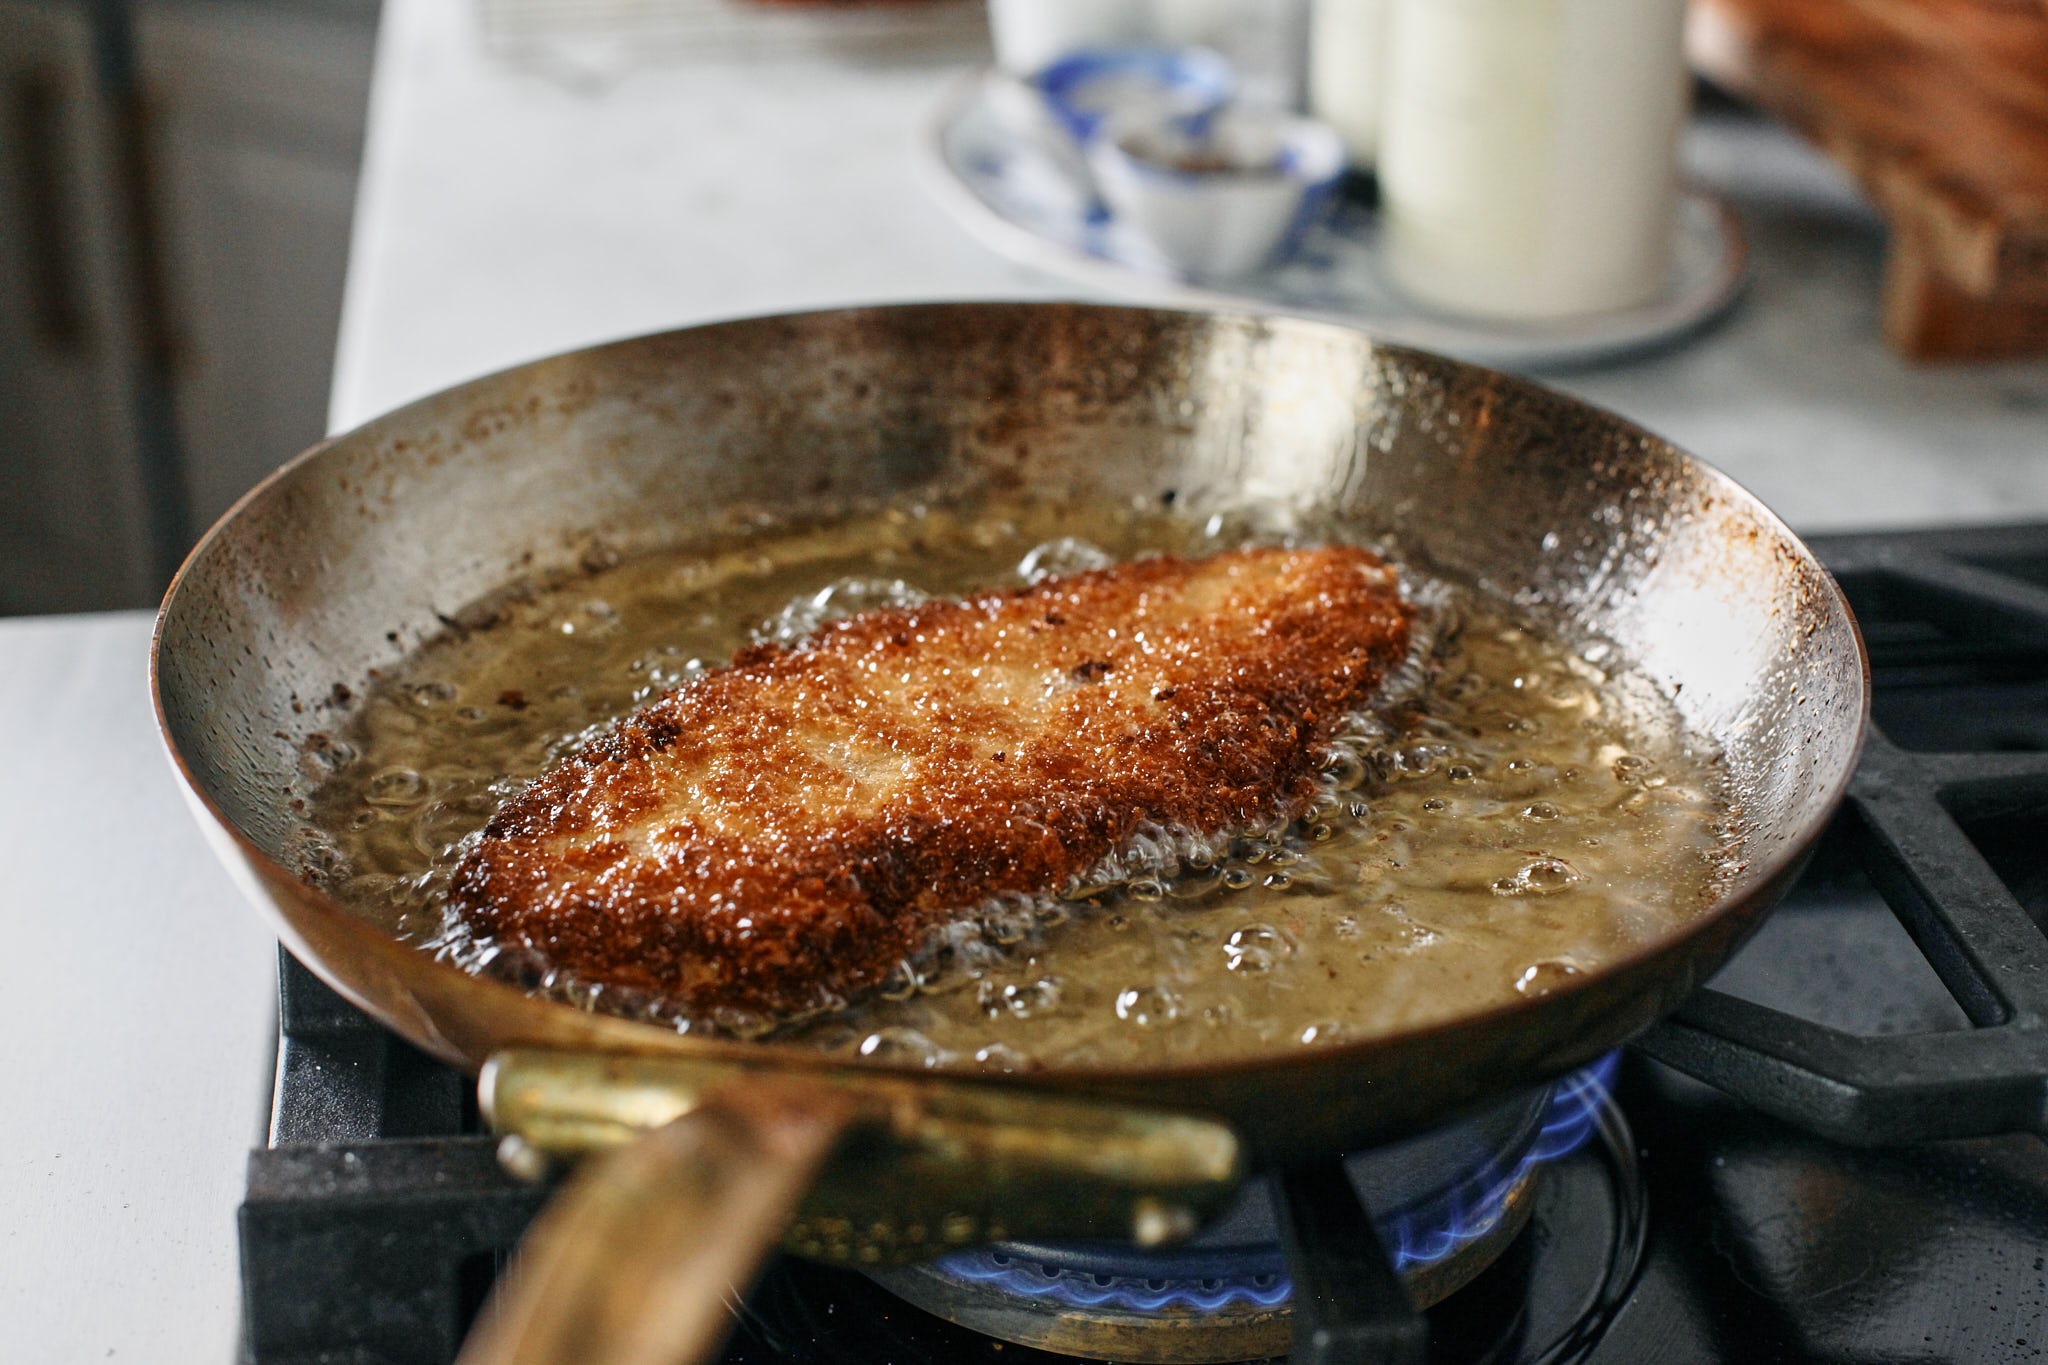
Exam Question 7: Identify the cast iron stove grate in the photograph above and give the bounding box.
[239,523,2048,1365]
[1635,524,2048,1143]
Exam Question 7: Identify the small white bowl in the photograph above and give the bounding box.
[1087,107,1346,280]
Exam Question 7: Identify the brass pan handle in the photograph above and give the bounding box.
[458,1047,1244,1365]
[455,1081,854,1365]
[480,1047,1245,1265]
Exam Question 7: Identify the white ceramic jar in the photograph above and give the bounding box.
[1308,0,1390,168]
[1148,0,1311,109]
[1376,0,1690,319]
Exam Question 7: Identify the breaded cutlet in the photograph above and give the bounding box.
[448,545,1413,1019]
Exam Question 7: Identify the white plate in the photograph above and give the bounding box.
[919,69,1751,371]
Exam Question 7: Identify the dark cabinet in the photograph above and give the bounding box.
[0,0,374,613]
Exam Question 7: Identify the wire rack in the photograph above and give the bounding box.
[478,0,990,83]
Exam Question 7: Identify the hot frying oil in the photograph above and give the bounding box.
[310,497,1736,1068]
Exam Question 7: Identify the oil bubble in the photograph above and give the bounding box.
[1224,924,1293,973]
[1514,959,1584,996]
[877,961,922,1001]
[979,977,1063,1020]
[1336,716,1393,748]
[477,945,551,991]
[299,737,357,779]
[1491,858,1583,896]
[759,578,929,645]
[1234,834,1274,864]
[1444,672,1488,701]
[974,1044,1031,1073]
[365,768,429,808]
[803,1021,863,1054]
[1399,744,1450,776]
[1018,538,1113,582]
[1318,747,1367,791]
[1523,802,1560,822]
[410,802,481,859]
[858,1028,946,1067]
[1115,986,1183,1025]
[1380,903,1442,950]
[983,913,1030,946]
[340,871,398,903]
[1612,754,1655,783]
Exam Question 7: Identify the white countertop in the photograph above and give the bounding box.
[8,1,2048,1361]
[0,613,277,1363]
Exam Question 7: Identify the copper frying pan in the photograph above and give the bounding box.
[153,304,1866,1364]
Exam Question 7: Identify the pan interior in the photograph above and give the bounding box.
[155,305,1863,1095]
[299,488,1739,1067]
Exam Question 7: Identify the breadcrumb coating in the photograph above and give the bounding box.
[448,546,1412,1018]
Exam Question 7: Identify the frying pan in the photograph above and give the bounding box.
[153,303,1866,1365]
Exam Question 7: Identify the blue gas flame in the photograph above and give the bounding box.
[934,1051,1619,1313]
[1383,1050,1615,1272]
[945,1265,1295,1313]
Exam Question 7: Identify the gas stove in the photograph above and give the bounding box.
[239,523,2048,1365]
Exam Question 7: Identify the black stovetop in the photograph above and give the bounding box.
[240,523,2048,1365]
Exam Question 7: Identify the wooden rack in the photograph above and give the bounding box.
[1689,0,2048,361]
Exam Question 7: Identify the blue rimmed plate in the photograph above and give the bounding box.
[919,69,1750,372]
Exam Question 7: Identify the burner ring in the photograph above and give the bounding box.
[866,1056,1625,1364]
[871,1161,1540,1362]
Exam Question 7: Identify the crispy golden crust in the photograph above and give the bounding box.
[449,546,1412,1017]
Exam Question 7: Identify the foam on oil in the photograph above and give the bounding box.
[307,496,1737,1069]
